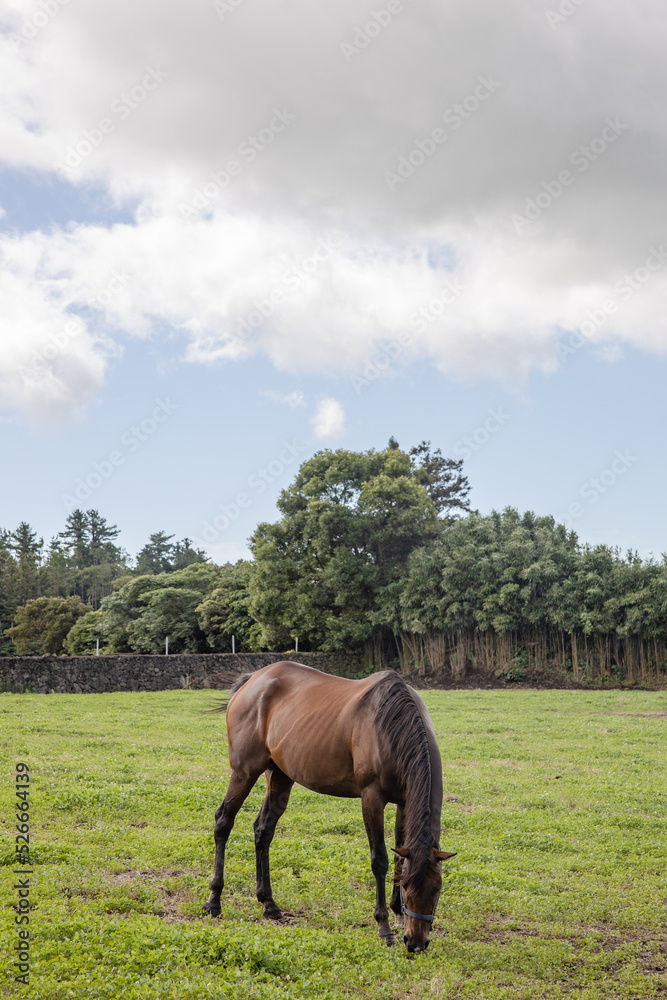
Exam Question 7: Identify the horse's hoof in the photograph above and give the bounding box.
[203,901,221,917]
[264,905,284,920]
[381,933,396,947]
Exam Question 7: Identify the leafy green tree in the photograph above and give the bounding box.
[99,564,216,652]
[249,443,449,652]
[97,575,159,652]
[64,610,107,655]
[197,561,261,651]
[127,588,208,653]
[5,596,89,655]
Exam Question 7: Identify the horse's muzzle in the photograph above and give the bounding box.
[404,935,429,953]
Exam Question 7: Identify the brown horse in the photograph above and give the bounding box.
[204,661,456,952]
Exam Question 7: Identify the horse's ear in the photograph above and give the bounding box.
[391,847,410,859]
[433,849,457,861]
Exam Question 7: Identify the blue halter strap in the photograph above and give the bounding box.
[399,885,440,923]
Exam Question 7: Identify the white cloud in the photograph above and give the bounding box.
[311,397,345,439]
[1,0,667,422]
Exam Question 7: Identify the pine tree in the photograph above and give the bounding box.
[135,532,176,574]
[8,522,43,604]
[409,440,472,519]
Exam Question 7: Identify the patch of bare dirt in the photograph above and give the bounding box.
[80,867,206,922]
[468,915,667,979]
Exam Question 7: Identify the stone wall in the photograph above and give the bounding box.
[0,651,363,695]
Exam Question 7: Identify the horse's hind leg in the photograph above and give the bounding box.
[254,764,294,919]
[204,769,260,917]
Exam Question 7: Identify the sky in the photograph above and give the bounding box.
[0,0,666,563]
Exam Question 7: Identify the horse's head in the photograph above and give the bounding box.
[392,845,456,953]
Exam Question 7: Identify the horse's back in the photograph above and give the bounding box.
[225,662,396,796]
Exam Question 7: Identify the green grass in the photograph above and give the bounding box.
[1,688,666,999]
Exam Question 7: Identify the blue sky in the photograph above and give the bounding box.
[1,0,666,564]
[1,300,664,562]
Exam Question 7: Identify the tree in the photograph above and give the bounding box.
[57,510,125,606]
[135,531,176,574]
[64,610,107,655]
[39,539,72,598]
[127,588,208,653]
[409,440,472,519]
[58,510,90,569]
[5,596,89,655]
[135,532,208,574]
[88,510,121,565]
[8,522,43,605]
[0,531,19,654]
[249,443,448,652]
[197,561,261,651]
[99,564,216,652]
[172,538,208,571]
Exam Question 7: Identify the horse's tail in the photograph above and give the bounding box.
[205,672,253,714]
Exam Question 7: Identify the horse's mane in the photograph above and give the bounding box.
[362,673,436,889]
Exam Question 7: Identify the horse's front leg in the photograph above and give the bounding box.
[361,786,395,946]
[389,805,405,924]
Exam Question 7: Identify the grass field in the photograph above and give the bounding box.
[1,687,666,999]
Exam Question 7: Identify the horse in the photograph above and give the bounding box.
[204,660,456,953]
